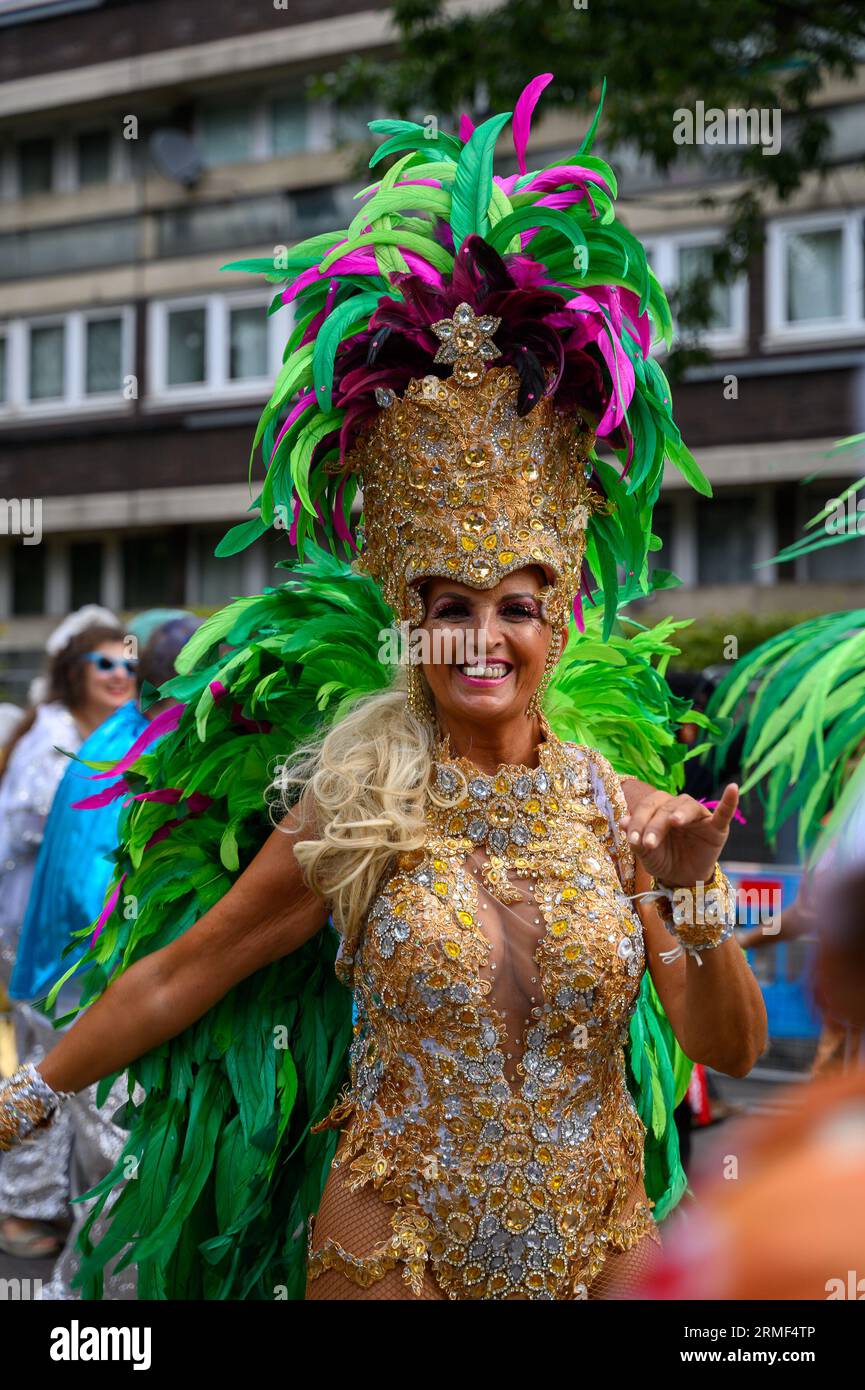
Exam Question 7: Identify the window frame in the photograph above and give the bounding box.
[147,291,283,406]
[0,305,135,420]
[765,209,863,346]
[643,228,748,353]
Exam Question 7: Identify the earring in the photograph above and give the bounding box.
[526,632,562,718]
[406,660,435,724]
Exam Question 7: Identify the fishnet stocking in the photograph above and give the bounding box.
[307,1150,663,1301]
[305,1159,446,1301]
[586,1228,665,1299]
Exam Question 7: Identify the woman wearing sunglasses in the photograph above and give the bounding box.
[0,605,135,1256]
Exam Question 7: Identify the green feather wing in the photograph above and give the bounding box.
[60,546,394,1299]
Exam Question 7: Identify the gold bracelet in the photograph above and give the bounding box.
[650,863,737,954]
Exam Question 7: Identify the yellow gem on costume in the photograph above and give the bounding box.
[482,533,498,551]
[550,919,568,938]
[447,1214,474,1243]
[443,940,462,958]
[499,549,516,564]
[503,1201,532,1233]
[457,911,473,928]
[464,447,486,468]
[459,535,477,552]
[433,881,448,896]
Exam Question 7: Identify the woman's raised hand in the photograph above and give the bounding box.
[619,784,739,887]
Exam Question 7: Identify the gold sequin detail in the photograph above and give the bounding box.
[313,728,652,1301]
[340,366,606,627]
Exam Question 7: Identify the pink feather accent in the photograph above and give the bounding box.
[512,73,554,176]
[89,704,185,779]
[572,591,586,633]
[91,873,126,947]
[699,798,747,826]
[459,113,475,142]
[288,495,303,546]
[71,778,130,811]
[332,475,357,548]
[271,390,315,461]
[519,164,612,196]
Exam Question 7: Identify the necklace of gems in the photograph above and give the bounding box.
[428,718,584,903]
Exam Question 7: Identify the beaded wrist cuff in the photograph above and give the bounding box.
[649,863,737,959]
[0,1063,72,1152]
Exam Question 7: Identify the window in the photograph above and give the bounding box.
[798,487,865,584]
[12,544,45,616]
[333,103,376,144]
[199,106,256,167]
[166,306,206,387]
[766,211,864,342]
[677,242,735,333]
[696,494,759,585]
[648,501,673,574]
[85,315,124,394]
[228,305,267,381]
[635,230,747,352]
[76,129,112,187]
[785,229,843,323]
[69,540,103,608]
[271,97,309,155]
[192,527,245,607]
[148,293,279,402]
[17,136,53,196]
[0,218,141,283]
[0,307,133,418]
[123,534,186,609]
[28,321,65,401]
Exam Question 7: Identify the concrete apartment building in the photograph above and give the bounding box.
[1,0,864,704]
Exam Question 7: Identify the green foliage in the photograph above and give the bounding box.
[707,608,865,855]
[325,0,864,372]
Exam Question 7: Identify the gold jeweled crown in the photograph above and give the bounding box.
[341,307,605,628]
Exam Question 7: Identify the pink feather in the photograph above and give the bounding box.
[89,704,185,779]
[512,73,554,176]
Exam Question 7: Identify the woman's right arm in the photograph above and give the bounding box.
[37,810,329,1097]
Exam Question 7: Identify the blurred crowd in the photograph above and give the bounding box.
[0,603,201,1297]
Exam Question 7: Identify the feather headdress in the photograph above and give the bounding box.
[222,75,710,633]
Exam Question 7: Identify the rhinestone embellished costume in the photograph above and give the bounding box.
[308,722,658,1300]
[342,365,607,629]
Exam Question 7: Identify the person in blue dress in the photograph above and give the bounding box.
[0,614,200,1284]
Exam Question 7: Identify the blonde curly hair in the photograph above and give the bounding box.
[272,665,467,953]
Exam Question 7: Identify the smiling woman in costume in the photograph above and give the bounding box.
[0,76,765,1302]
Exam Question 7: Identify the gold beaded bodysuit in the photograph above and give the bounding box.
[307,725,659,1300]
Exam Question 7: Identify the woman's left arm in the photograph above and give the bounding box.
[620,779,768,1078]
